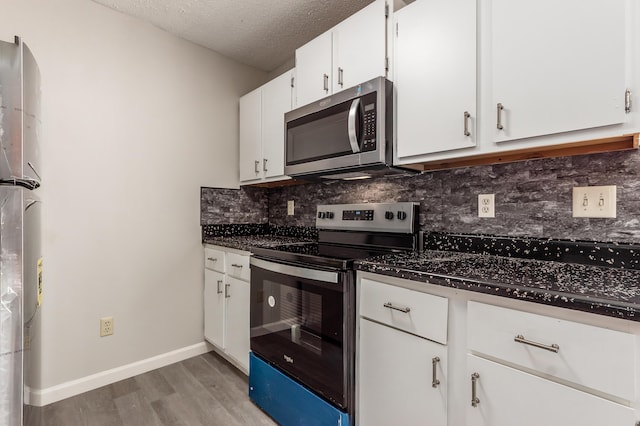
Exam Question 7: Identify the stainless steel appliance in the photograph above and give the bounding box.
[249,202,418,425]
[0,36,42,426]
[285,77,414,180]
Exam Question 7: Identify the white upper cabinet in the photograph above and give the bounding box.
[294,0,388,108]
[331,0,387,92]
[394,0,477,160]
[261,71,293,179]
[239,88,262,182]
[239,70,293,184]
[488,0,627,143]
[295,32,333,107]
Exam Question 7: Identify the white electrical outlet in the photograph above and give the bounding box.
[100,317,114,337]
[478,194,495,218]
[572,185,616,218]
[287,200,295,216]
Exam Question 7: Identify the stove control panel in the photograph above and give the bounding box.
[316,202,418,233]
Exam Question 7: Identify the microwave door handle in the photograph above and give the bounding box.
[347,98,361,153]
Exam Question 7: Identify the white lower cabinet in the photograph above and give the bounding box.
[203,245,250,373]
[466,354,636,426]
[358,278,449,425]
[223,276,250,371]
[203,268,224,348]
[356,272,640,426]
[358,318,447,426]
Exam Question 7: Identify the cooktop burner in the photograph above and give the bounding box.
[252,202,420,270]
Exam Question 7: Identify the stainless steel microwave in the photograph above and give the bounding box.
[285,77,410,180]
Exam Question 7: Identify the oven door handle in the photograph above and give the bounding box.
[251,257,339,284]
[347,98,361,154]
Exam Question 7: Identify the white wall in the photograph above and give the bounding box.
[0,0,266,399]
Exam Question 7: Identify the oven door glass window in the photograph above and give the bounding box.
[250,263,347,409]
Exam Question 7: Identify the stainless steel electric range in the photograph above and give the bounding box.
[248,202,419,426]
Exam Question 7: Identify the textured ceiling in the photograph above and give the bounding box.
[90,0,376,72]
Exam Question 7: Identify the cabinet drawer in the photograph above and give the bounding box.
[467,301,636,401]
[226,252,250,281]
[204,247,225,272]
[360,278,448,344]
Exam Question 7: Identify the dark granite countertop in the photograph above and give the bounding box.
[202,229,640,322]
[355,250,640,322]
[203,235,312,252]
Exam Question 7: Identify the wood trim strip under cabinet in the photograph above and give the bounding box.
[406,133,639,172]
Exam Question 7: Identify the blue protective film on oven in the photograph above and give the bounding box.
[249,353,351,426]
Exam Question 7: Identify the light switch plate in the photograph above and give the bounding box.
[287,200,295,216]
[572,185,616,218]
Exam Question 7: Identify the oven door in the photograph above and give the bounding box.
[249,257,353,410]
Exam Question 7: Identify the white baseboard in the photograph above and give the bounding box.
[29,341,212,406]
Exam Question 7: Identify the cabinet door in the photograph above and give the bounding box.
[261,70,292,179]
[358,318,447,426]
[490,0,626,143]
[225,276,250,372]
[395,0,476,158]
[295,31,332,107]
[204,269,225,348]
[332,0,387,93]
[466,355,635,426]
[239,88,262,182]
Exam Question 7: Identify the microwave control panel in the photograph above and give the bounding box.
[361,94,377,152]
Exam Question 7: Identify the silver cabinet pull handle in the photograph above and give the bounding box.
[432,357,441,388]
[464,111,471,136]
[338,67,344,87]
[263,158,268,172]
[323,73,329,92]
[497,103,504,130]
[216,280,223,294]
[471,373,480,407]
[514,334,560,353]
[207,257,217,262]
[231,263,243,268]
[254,160,260,174]
[383,302,410,313]
[225,283,231,298]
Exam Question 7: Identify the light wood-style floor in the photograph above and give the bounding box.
[28,351,277,426]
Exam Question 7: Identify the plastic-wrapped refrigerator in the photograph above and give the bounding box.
[0,36,42,426]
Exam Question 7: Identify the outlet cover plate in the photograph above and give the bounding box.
[572,185,616,218]
[287,200,295,216]
[100,317,114,337]
[478,194,495,218]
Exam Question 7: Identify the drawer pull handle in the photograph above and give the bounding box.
[231,263,244,268]
[207,257,218,262]
[514,334,560,353]
[225,283,231,298]
[216,280,223,294]
[496,103,504,130]
[383,302,411,314]
[432,357,440,388]
[471,372,480,407]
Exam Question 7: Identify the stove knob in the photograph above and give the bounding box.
[385,211,394,220]
[318,212,326,219]
[317,212,323,219]
[327,212,335,219]
[397,211,407,220]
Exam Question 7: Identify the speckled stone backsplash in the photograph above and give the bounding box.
[201,150,640,243]
[267,150,640,243]
[201,186,268,224]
